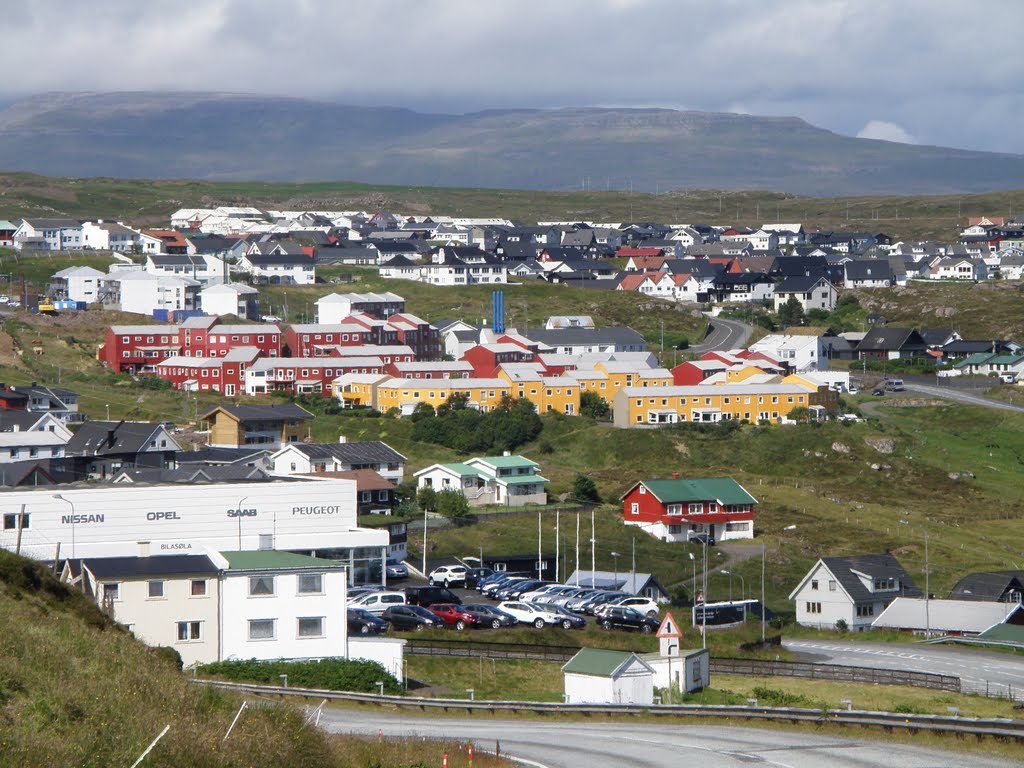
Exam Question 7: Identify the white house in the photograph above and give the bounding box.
[104,271,201,315]
[14,218,84,251]
[270,440,407,484]
[146,253,228,286]
[0,430,68,463]
[788,554,921,631]
[562,648,655,704]
[200,282,260,320]
[748,334,827,372]
[236,252,315,285]
[81,221,141,252]
[414,454,548,507]
[772,276,838,314]
[315,292,406,324]
[62,554,223,666]
[929,257,988,281]
[51,265,105,303]
[219,550,348,662]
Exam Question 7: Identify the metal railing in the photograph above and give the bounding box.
[193,679,1024,741]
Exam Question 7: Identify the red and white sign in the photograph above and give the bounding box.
[656,611,683,639]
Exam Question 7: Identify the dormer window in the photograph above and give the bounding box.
[874,577,896,591]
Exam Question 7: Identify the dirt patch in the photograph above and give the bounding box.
[0,328,24,369]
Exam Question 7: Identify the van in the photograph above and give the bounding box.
[404,585,462,608]
[884,378,905,392]
[347,590,406,615]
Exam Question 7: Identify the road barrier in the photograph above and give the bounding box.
[193,679,1024,742]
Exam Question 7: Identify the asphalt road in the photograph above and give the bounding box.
[903,381,1024,413]
[319,708,1019,768]
[689,316,753,355]
[783,638,1024,698]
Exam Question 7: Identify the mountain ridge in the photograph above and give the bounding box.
[1,91,1022,196]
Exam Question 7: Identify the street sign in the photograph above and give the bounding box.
[656,611,683,639]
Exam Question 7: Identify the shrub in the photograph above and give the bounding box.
[197,658,401,693]
[571,474,601,503]
[150,645,183,672]
[579,391,610,419]
[436,488,471,522]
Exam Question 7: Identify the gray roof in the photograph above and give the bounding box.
[820,554,921,603]
[948,571,1024,602]
[66,421,175,456]
[285,441,407,465]
[177,446,275,465]
[775,275,831,293]
[519,327,646,347]
[201,403,312,422]
[856,327,927,352]
[112,466,270,484]
[77,555,220,579]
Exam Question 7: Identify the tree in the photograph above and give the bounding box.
[579,390,610,419]
[416,486,437,514]
[436,488,471,521]
[777,295,805,327]
[572,474,601,504]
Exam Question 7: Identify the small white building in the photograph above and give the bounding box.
[219,550,347,662]
[872,598,1024,637]
[104,271,200,315]
[200,282,260,320]
[270,440,407,484]
[789,554,921,631]
[315,292,406,324]
[562,648,655,704]
[772,276,838,314]
[13,218,83,251]
[0,429,68,463]
[81,221,141,252]
[748,334,827,373]
[414,455,548,507]
[52,266,105,304]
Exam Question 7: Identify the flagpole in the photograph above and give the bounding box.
[555,508,560,583]
[575,513,580,586]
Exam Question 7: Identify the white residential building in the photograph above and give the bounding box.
[315,292,406,324]
[13,219,83,251]
[81,221,141,252]
[414,455,548,507]
[200,282,260,320]
[0,430,68,463]
[51,265,105,303]
[105,271,200,315]
[748,334,827,372]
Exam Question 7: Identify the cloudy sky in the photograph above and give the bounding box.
[4,0,1023,153]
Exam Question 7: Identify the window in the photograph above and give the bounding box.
[811,579,819,591]
[688,503,702,515]
[630,502,639,515]
[666,503,682,515]
[378,490,388,501]
[248,619,276,640]
[191,579,207,597]
[874,577,896,591]
[856,604,875,618]
[639,486,646,495]
[177,621,202,641]
[3,512,29,530]
[829,580,837,592]
[249,575,275,596]
[297,573,323,594]
[297,616,325,638]
[102,583,120,601]
[148,581,165,599]
[361,491,371,502]
[805,601,821,614]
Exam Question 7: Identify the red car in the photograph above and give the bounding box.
[428,603,478,631]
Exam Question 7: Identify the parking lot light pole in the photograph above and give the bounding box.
[53,493,75,559]
[611,551,620,585]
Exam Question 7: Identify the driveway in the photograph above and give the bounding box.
[689,316,753,355]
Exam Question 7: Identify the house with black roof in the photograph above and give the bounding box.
[948,571,1024,603]
[65,420,181,480]
[843,260,893,288]
[0,383,81,421]
[789,553,921,631]
[270,439,407,483]
[201,403,313,449]
[855,327,928,360]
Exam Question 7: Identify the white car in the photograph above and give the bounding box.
[847,385,859,395]
[347,590,406,615]
[7,301,20,308]
[497,600,568,629]
[429,564,468,587]
[0,296,8,304]
[519,584,565,602]
[597,596,661,617]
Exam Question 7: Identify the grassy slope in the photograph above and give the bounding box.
[1,171,1023,241]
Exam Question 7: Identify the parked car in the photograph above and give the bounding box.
[348,590,407,615]
[428,564,468,587]
[382,604,444,631]
[564,590,603,612]
[463,567,495,589]
[545,587,594,607]
[481,575,530,598]
[871,388,885,396]
[385,560,409,580]
[497,600,569,629]
[599,606,660,633]
[8,301,20,309]
[580,591,624,615]
[499,579,552,600]
[347,607,388,635]
[428,603,479,631]
[847,385,859,395]
[461,603,518,629]
[884,378,906,392]
[346,585,386,600]
[405,585,462,608]
[546,605,588,630]
[687,531,715,546]
[597,596,660,618]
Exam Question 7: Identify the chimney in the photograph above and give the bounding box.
[671,472,681,480]
[503,450,511,457]
[137,541,150,557]
[338,435,347,444]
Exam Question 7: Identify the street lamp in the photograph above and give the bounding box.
[610,551,620,585]
[721,569,745,601]
[105,404,110,421]
[899,519,930,636]
[53,493,75,559]
[688,552,696,600]
[236,496,248,549]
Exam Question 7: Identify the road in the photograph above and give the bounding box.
[903,381,1024,413]
[689,316,753,355]
[319,708,1018,768]
[784,638,1024,698]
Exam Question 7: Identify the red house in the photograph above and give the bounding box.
[461,343,536,378]
[154,347,261,395]
[670,359,730,386]
[620,475,757,544]
[386,313,441,361]
[283,321,373,357]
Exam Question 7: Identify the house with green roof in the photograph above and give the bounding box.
[562,647,654,704]
[620,475,757,543]
[414,454,548,506]
[954,353,1024,380]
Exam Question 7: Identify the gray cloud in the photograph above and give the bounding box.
[2,0,1023,153]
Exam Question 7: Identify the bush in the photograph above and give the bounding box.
[197,657,402,693]
[571,474,601,503]
[416,486,437,514]
[579,390,610,419]
[436,488,471,522]
[412,394,542,454]
[151,645,184,671]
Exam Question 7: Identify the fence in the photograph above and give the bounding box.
[405,638,580,662]
[193,679,1024,742]
[710,657,961,693]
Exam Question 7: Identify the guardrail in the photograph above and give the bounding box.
[194,679,1024,742]
[403,640,962,694]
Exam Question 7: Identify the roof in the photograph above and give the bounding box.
[775,275,833,293]
[857,327,927,352]
[276,440,407,465]
[561,648,654,678]
[948,571,1024,602]
[301,468,394,490]
[177,446,274,465]
[809,554,921,603]
[201,403,313,422]
[66,421,178,456]
[78,555,220,579]
[872,598,1023,634]
[520,327,646,348]
[625,477,757,506]
[220,551,346,571]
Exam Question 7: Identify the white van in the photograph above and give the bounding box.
[348,591,406,615]
[884,378,905,392]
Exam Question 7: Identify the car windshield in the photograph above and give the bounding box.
[348,608,373,619]
[408,605,437,619]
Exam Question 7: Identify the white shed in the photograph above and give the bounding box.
[641,648,710,693]
[562,648,654,705]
